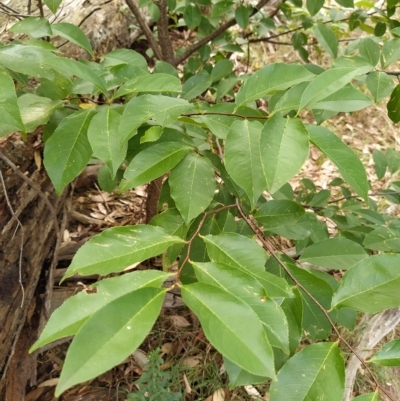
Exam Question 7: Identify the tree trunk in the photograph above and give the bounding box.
[0,1,140,398]
[0,132,69,399]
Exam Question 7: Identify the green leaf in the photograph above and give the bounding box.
[87,107,126,178]
[55,287,165,396]
[102,49,148,71]
[287,263,333,339]
[306,0,324,15]
[386,148,400,173]
[372,149,387,179]
[140,126,163,143]
[235,5,251,29]
[363,226,400,252]
[115,73,181,98]
[366,72,395,103]
[314,24,338,58]
[261,115,309,194]
[369,339,400,366]
[183,4,202,30]
[387,84,400,123]
[10,17,52,38]
[375,21,386,36]
[63,224,184,279]
[271,81,309,115]
[169,152,215,224]
[118,95,191,145]
[308,125,369,201]
[29,270,169,352]
[255,200,305,229]
[120,142,192,191]
[281,288,303,355]
[269,343,345,401]
[181,282,276,378]
[358,38,380,66]
[309,84,373,112]
[235,63,314,109]
[0,71,25,137]
[51,23,93,56]
[182,72,212,100]
[202,233,293,298]
[332,254,400,313]
[225,120,266,207]
[154,61,179,78]
[192,261,289,352]
[18,94,63,133]
[0,44,56,79]
[299,68,362,110]
[381,39,400,68]
[224,357,267,388]
[335,0,354,7]
[44,0,62,13]
[150,208,187,266]
[44,109,95,194]
[299,238,368,270]
[43,57,108,95]
[211,59,234,83]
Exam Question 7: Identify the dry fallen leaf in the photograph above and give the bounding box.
[38,378,59,387]
[170,315,191,327]
[132,349,149,369]
[213,388,225,401]
[181,355,202,368]
[183,373,192,394]
[161,342,172,355]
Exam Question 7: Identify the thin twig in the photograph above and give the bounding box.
[0,169,25,307]
[176,204,236,281]
[125,0,163,60]
[183,112,269,120]
[328,190,400,203]
[37,0,44,17]
[235,198,396,401]
[173,0,273,66]
[0,150,60,238]
[249,7,381,44]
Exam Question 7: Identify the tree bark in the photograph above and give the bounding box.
[0,132,69,399]
[0,1,140,399]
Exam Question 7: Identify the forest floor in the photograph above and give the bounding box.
[25,45,400,401]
